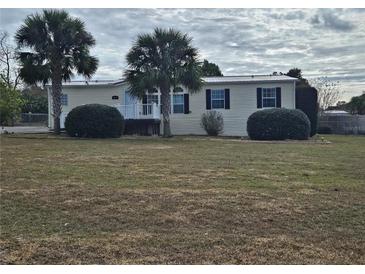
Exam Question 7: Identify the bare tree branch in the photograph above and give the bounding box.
[0,31,21,90]
[310,77,342,112]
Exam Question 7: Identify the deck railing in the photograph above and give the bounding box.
[114,103,160,120]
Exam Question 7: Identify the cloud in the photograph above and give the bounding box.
[267,10,306,20]
[310,10,355,31]
[0,8,364,100]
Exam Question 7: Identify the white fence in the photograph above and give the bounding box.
[114,103,160,120]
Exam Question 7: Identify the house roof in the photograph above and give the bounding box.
[57,79,124,87]
[202,75,297,84]
[51,74,297,87]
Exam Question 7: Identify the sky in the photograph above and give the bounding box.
[1,8,364,101]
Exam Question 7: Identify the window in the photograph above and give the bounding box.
[211,89,225,109]
[262,88,276,108]
[147,94,158,105]
[143,94,159,115]
[173,94,184,113]
[61,94,68,106]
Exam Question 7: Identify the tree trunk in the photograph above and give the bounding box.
[51,66,62,135]
[160,83,172,138]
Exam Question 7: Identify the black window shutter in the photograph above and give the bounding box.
[142,95,148,115]
[224,89,230,109]
[257,88,262,108]
[206,89,211,110]
[184,93,189,114]
[276,87,281,108]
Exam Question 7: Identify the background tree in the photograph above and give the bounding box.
[21,86,48,113]
[0,80,24,125]
[310,77,342,112]
[0,32,21,90]
[124,28,203,137]
[346,94,365,115]
[285,67,309,87]
[201,59,223,77]
[15,9,98,134]
[286,67,303,79]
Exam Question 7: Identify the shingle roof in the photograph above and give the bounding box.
[55,75,297,87]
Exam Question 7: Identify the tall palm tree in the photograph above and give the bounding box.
[124,28,203,137]
[15,9,98,134]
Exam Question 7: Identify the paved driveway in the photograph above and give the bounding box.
[1,126,49,134]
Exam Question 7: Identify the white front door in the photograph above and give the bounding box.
[124,90,137,119]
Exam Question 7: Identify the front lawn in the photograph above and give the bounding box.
[0,134,364,264]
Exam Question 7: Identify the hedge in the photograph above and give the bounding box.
[247,108,311,140]
[295,86,318,136]
[65,104,124,138]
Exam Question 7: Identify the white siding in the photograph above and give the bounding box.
[48,84,128,128]
[170,81,295,136]
[48,80,296,136]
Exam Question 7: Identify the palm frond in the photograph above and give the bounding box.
[18,52,51,85]
[15,9,98,85]
[125,27,203,94]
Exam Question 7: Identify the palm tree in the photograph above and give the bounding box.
[124,28,203,137]
[15,9,98,134]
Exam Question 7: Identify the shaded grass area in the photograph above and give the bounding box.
[0,134,364,264]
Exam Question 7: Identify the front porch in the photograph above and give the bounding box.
[114,103,160,120]
[114,103,161,135]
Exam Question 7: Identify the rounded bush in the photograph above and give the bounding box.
[65,104,124,138]
[247,108,311,140]
[201,110,224,136]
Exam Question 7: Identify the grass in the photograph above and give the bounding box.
[0,134,364,264]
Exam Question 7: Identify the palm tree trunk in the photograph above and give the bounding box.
[51,66,62,135]
[160,84,172,137]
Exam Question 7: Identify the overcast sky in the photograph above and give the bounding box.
[1,8,364,101]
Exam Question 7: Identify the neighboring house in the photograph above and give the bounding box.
[46,75,297,136]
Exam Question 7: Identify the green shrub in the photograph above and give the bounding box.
[65,104,124,138]
[21,92,48,113]
[247,108,311,140]
[201,111,224,136]
[0,81,24,126]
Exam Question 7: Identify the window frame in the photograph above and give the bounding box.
[262,87,277,108]
[211,89,225,109]
[172,94,184,114]
[146,94,158,105]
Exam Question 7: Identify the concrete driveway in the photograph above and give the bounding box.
[1,126,50,134]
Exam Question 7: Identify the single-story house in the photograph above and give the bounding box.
[47,74,297,136]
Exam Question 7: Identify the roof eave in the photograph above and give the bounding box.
[45,80,126,88]
[203,79,297,85]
